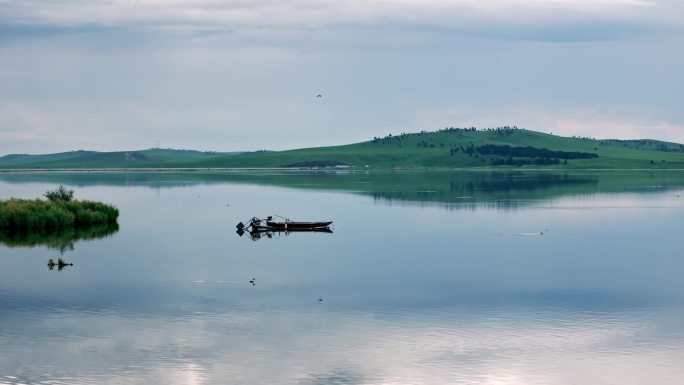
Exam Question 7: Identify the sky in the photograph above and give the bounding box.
[0,0,683,154]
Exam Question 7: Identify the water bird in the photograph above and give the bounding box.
[316,94,322,98]
[318,297,323,302]
[249,277,255,285]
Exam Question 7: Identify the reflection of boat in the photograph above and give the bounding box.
[236,216,333,239]
[243,227,332,241]
[253,227,332,234]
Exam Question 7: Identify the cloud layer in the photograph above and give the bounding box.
[2,0,679,43]
[1,0,683,153]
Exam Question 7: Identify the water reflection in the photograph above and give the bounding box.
[1,172,683,384]
[0,222,119,253]
[0,302,682,385]
[238,227,334,241]
[2,170,684,210]
[47,257,74,271]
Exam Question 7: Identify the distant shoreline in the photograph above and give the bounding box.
[3,129,684,170]
[2,167,684,173]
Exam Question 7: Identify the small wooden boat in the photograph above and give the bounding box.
[264,219,332,230]
[237,216,332,234]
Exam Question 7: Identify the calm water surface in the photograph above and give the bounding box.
[1,171,684,385]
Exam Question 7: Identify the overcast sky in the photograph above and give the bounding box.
[1,0,683,153]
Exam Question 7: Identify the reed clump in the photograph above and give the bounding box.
[0,186,119,233]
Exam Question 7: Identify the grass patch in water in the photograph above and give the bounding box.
[0,186,119,234]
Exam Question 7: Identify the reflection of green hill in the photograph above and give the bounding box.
[2,171,684,210]
[0,223,119,253]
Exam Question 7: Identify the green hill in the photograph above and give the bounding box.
[2,128,684,169]
[0,149,239,169]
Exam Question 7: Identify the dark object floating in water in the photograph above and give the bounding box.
[236,216,333,239]
[47,258,73,271]
[316,94,322,98]
[249,277,255,285]
[238,216,332,232]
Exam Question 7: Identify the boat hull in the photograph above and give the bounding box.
[264,221,332,230]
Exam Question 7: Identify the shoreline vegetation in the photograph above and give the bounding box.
[1,165,683,173]
[1,128,684,170]
[0,186,119,237]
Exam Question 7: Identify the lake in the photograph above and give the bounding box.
[1,170,684,385]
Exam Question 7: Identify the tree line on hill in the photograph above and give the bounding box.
[597,139,684,153]
[446,144,598,166]
[474,145,598,160]
[370,126,522,145]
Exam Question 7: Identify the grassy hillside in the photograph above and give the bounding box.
[182,128,684,169]
[0,150,98,167]
[2,128,684,169]
[0,149,238,169]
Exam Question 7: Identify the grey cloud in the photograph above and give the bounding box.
[1,1,683,153]
[0,0,680,45]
